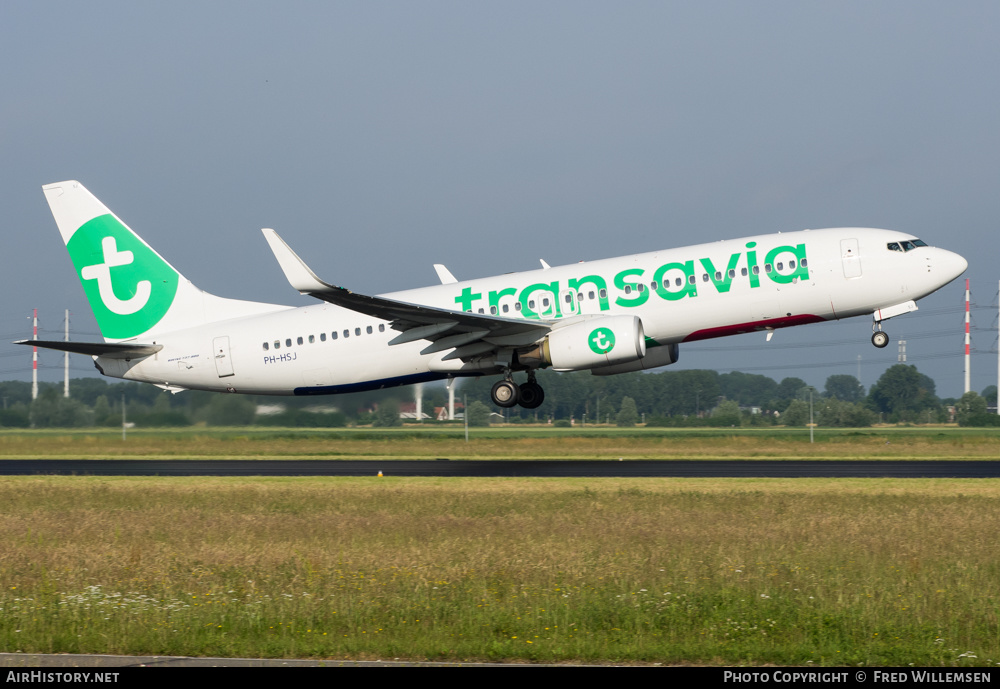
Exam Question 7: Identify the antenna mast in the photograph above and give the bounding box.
[965,279,971,394]
[32,308,38,401]
[64,309,70,398]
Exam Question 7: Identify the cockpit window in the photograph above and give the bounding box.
[888,239,927,252]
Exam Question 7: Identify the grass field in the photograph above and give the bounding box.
[2,472,1000,665]
[2,425,1000,460]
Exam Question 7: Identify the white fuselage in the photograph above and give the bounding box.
[102,227,966,396]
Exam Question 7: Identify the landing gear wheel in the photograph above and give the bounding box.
[518,382,545,409]
[871,331,889,348]
[491,379,520,408]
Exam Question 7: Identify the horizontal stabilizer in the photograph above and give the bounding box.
[16,339,162,360]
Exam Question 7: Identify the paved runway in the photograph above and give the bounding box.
[1,459,999,477]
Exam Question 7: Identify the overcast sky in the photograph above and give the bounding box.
[2,1,998,399]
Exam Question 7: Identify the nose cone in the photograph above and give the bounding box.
[934,248,968,285]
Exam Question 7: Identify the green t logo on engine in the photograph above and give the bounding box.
[588,327,616,355]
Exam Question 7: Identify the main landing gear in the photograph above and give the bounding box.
[490,372,545,409]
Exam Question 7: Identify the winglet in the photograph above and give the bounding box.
[261,228,331,294]
[433,264,458,284]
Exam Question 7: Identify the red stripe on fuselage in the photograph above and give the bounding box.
[682,314,827,343]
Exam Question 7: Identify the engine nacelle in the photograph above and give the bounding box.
[591,342,679,375]
[519,315,646,371]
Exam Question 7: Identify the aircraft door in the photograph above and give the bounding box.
[213,336,235,378]
[841,239,862,278]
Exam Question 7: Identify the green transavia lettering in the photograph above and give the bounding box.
[455,243,809,320]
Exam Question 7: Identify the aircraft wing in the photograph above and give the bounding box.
[15,340,162,359]
[262,229,551,359]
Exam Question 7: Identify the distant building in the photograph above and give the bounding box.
[398,402,431,421]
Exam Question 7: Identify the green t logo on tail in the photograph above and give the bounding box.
[589,327,616,355]
[66,214,179,339]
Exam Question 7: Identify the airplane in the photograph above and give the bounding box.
[18,181,968,409]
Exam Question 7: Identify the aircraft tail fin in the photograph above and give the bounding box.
[43,181,286,342]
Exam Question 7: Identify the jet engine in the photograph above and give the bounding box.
[519,315,646,371]
[591,342,678,375]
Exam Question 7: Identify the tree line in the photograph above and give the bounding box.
[0,364,996,428]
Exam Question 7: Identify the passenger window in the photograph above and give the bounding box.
[715,271,722,281]
[599,289,607,299]
[502,304,509,313]
[332,332,338,340]
[688,275,696,284]
[366,325,373,334]
[777,262,784,270]
[274,341,281,350]
[649,283,657,291]
[355,327,361,336]
[765,264,772,273]
[741,268,748,276]
[728,269,736,279]
[343,330,349,338]
[801,258,808,267]
[637,284,644,293]
[379,324,385,332]
[675,277,682,287]
[624,285,632,295]
[542,298,550,307]
[297,336,304,345]
[320,333,326,342]
[308,335,315,343]
[702,274,709,282]
[286,338,292,347]
[263,342,269,351]
[478,308,484,314]
[564,294,572,303]
[515,302,522,311]
[490,306,498,315]
[789,260,796,269]
[528,300,535,309]
[752,266,760,275]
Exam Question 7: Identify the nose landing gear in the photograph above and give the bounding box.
[871,321,889,349]
[870,301,919,349]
